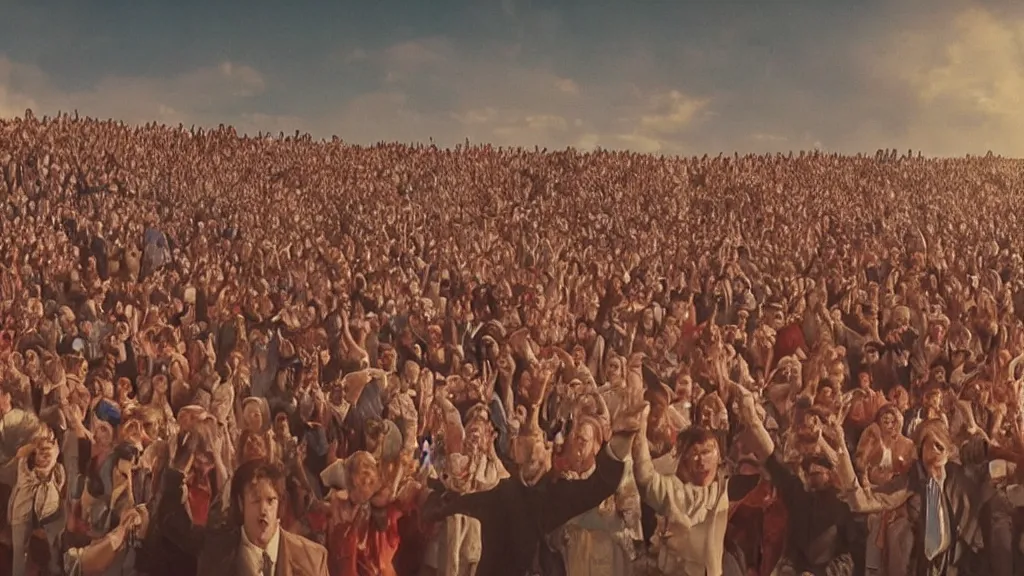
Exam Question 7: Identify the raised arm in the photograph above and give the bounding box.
[728,379,775,461]
[829,422,912,513]
[537,440,629,533]
[630,403,685,516]
[156,435,209,555]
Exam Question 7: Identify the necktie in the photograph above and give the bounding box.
[924,478,943,560]
[262,551,273,576]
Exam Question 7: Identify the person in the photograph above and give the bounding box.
[421,402,644,576]
[2,426,66,576]
[834,420,983,576]
[158,434,328,576]
[629,368,774,576]
[766,439,856,576]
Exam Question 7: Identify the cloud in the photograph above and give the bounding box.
[638,91,709,135]
[0,54,269,128]
[851,5,1024,156]
[321,37,710,152]
[2,37,713,153]
[5,2,1023,157]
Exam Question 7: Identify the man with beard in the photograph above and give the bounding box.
[548,415,641,576]
[768,435,857,576]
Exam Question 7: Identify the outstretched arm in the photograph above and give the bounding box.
[537,440,628,533]
[830,423,911,513]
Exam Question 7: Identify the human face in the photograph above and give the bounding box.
[243,404,263,430]
[513,435,551,483]
[864,349,880,365]
[274,415,290,438]
[0,390,11,414]
[920,432,950,471]
[33,437,58,471]
[95,424,114,447]
[242,434,268,462]
[193,452,215,478]
[681,439,720,486]
[858,372,871,389]
[879,412,899,437]
[568,423,598,468]
[805,462,831,490]
[241,479,280,549]
[675,376,693,402]
[606,358,624,382]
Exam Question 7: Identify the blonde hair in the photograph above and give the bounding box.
[913,418,955,459]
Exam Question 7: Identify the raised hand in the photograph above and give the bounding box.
[612,401,650,435]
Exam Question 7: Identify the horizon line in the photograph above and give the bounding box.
[3,110,1019,161]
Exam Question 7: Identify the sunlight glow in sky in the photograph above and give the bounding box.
[2,0,1023,156]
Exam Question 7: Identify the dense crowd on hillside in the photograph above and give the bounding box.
[1,110,1024,576]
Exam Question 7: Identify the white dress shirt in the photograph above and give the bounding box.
[240,523,281,576]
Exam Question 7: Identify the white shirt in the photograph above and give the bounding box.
[240,523,281,576]
[923,467,951,561]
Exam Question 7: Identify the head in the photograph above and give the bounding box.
[176,405,205,432]
[605,356,625,383]
[877,405,901,438]
[242,399,266,431]
[923,388,943,410]
[801,456,834,491]
[566,418,602,472]
[512,433,552,485]
[345,451,382,504]
[641,309,656,332]
[674,373,694,403]
[676,427,721,486]
[273,412,291,438]
[863,344,881,366]
[857,371,872,390]
[239,429,269,463]
[364,419,385,454]
[94,420,115,447]
[888,386,910,411]
[915,420,953,473]
[464,413,494,456]
[32,427,59,472]
[231,460,285,549]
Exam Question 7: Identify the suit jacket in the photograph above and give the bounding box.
[195,520,328,576]
[846,462,979,576]
[157,468,328,576]
[424,442,626,576]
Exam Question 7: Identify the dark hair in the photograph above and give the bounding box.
[676,426,719,456]
[229,459,286,524]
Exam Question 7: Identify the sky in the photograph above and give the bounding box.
[1,0,1023,156]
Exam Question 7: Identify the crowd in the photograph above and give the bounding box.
[0,109,1023,576]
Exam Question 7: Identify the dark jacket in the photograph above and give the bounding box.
[424,442,625,576]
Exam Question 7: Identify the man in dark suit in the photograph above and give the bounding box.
[422,402,643,576]
[157,434,328,576]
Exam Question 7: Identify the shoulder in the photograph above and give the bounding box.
[282,529,328,562]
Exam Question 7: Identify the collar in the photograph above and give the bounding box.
[241,522,281,565]
[918,462,947,485]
